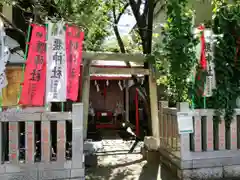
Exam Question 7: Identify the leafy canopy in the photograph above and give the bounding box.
[1,0,114,51]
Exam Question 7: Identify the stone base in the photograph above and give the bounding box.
[141,146,160,165]
[140,147,147,159]
[144,136,159,150]
[0,161,85,180]
[0,168,85,180]
[160,149,240,180]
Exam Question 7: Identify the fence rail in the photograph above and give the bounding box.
[0,103,84,180]
[159,101,240,163]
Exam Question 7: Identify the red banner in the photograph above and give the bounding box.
[19,25,46,106]
[66,25,84,101]
[198,25,207,70]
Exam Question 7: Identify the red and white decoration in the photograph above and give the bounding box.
[202,28,216,97]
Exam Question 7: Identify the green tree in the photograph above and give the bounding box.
[103,35,141,53]
[0,0,111,51]
[159,0,197,105]
[108,0,165,135]
[1,0,163,135]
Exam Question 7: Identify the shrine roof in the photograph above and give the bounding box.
[83,51,145,62]
[8,50,145,66]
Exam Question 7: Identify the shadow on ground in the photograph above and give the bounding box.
[86,158,144,180]
[86,153,178,180]
[85,131,178,180]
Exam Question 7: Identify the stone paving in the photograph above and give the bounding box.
[85,139,177,180]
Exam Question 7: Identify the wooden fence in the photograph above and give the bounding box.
[159,101,240,170]
[0,103,84,180]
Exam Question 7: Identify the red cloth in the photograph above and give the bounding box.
[198,25,207,70]
[66,25,84,101]
[195,25,207,96]
[19,25,46,106]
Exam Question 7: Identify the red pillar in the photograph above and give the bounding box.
[135,88,139,136]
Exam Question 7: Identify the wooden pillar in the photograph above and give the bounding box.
[72,103,84,170]
[135,88,139,136]
[125,80,129,122]
[81,60,91,140]
[148,66,160,146]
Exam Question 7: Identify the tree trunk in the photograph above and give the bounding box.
[113,26,126,53]
[128,0,155,135]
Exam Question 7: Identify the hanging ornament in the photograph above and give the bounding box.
[106,80,109,86]
[96,85,100,92]
[118,80,123,91]
[123,80,126,88]
[203,29,216,97]
[141,78,144,85]
[95,80,99,92]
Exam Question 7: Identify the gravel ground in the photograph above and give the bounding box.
[85,138,177,180]
[84,128,240,180]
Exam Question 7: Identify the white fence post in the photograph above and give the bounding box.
[71,103,84,177]
[159,101,168,147]
[177,102,192,160]
[9,122,19,163]
[230,115,237,150]
[25,121,35,163]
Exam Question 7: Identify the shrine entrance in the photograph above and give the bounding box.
[80,52,158,141]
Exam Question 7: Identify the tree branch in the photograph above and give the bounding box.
[0,12,25,36]
[112,1,117,23]
[129,0,142,24]
[112,1,132,68]
[129,0,146,52]
[116,3,129,23]
[146,0,154,54]
[112,2,126,53]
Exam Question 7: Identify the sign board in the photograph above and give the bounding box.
[177,112,194,134]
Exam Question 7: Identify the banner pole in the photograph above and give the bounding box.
[17,18,32,111]
[61,20,65,112]
[191,73,195,110]
[0,26,4,112]
[44,18,49,111]
[203,83,207,109]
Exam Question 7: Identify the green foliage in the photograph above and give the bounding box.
[54,0,129,51]
[2,0,112,51]
[161,0,198,104]
[211,0,240,126]
[103,35,141,53]
[51,0,112,51]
